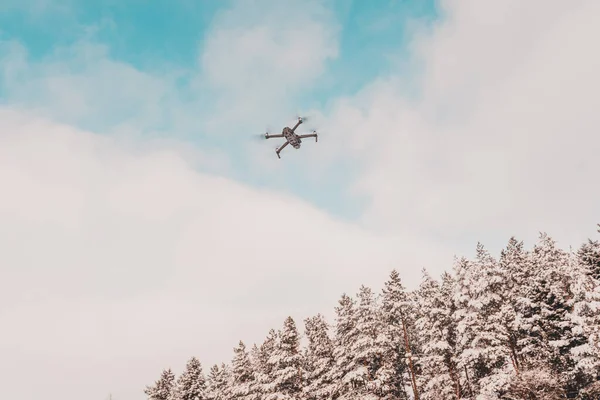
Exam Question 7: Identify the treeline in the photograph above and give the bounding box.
[145,227,600,399]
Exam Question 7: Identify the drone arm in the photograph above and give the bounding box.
[265,133,284,139]
[291,120,302,132]
[298,132,318,142]
[275,141,289,158]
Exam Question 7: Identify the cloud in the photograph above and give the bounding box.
[0,38,183,135]
[0,107,454,400]
[315,0,600,251]
[197,0,340,129]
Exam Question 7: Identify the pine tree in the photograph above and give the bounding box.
[468,243,514,396]
[254,329,278,397]
[567,241,600,393]
[502,366,566,399]
[145,368,176,400]
[452,255,482,395]
[578,239,600,281]
[267,317,304,400]
[352,286,386,389]
[330,293,358,399]
[498,236,532,374]
[524,233,586,394]
[250,344,261,368]
[303,313,335,400]
[570,225,600,395]
[415,270,461,400]
[230,341,258,400]
[379,269,415,400]
[171,357,206,400]
[205,363,231,400]
[330,285,388,399]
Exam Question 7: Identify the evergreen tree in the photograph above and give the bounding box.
[303,313,335,400]
[578,239,600,281]
[205,363,230,400]
[344,285,387,398]
[569,225,600,395]
[267,317,304,400]
[145,368,176,400]
[230,341,258,400]
[171,357,206,400]
[567,242,600,393]
[525,233,586,394]
[379,270,415,400]
[415,270,461,400]
[451,255,481,395]
[250,344,261,368]
[502,366,566,399]
[254,329,278,397]
[498,236,532,373]
[468,243,513,396]
[330,293,358,399]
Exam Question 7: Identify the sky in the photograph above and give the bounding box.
[1,0,599,399]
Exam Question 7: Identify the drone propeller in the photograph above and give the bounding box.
[251,132,269,141]
[251,124,273,140]
[296,115,310,124]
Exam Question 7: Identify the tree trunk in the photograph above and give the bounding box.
[401,315,419,400]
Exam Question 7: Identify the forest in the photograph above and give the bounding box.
[144,226,600,400]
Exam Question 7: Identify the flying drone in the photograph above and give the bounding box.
[263,117,318,159]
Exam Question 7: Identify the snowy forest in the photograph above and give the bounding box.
[144,227,600,400]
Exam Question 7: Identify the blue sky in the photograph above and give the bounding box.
[0,0,439,220]
[0,0,438,91]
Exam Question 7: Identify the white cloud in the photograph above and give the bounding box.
[0,38,183,135]
[0,107,454,400]
[197,0,340,129]
[314,0,600,251]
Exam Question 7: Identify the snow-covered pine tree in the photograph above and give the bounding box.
[171,357,207,400]
[230,341,258,400]
[523,233,586,394]
[266,317,304,400]
[498,236,533,374]
[340,285,387,399]
[501,366,566,399]
[466,243,514,396]
[205,363,231,400]
[230,340,258,400]
[415,269,461,400]
[450,242,528,397]
[440,271,464,397]
[330,293,358,399]
[145,368,176,400]
[303,313,336,400]
[567,235,600,394]
[250,344,261,368]
[451,255,482,396]
[254,329,278,397]
[379,269,414,400]
[577,238,600,282]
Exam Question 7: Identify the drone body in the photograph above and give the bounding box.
[264,117,318,159]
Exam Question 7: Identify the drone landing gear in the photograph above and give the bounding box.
[275,141,289,159]
[298,132,318,143]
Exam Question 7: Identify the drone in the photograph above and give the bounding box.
[264,117,318,159]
